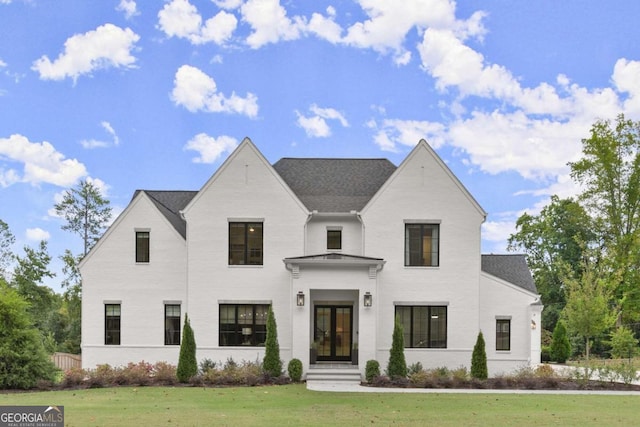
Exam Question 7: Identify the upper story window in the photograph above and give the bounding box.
[136,231,150,263]
[405,223,439,267]
[327,229,342,250]
[229,222,263,265]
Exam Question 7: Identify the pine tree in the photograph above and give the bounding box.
[263,306,282,377]
[550,320,571,363]
[176,314,197,383]
[471,331,488,380]
[387,315,407,378]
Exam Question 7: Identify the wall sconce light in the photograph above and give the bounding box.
[364,292,372,307]
[296,291,305,307]
[531,320,536,330]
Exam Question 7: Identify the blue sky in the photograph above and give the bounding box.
[1,0,639,291]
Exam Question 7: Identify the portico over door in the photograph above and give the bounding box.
[314,305,352,361]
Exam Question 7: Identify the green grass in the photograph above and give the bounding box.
[1,384,639,426]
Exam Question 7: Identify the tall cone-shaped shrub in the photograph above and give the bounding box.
[550,320,571,363]
[471,331,488,380]
[387,315,407,378]
[263,305,282,377]
[177,314,197,383]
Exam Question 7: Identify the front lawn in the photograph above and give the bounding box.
[2,384,639,426]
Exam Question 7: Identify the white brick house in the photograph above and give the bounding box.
[80,138,542,376]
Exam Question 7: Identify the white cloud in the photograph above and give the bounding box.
[340,0,480,65]
[213,0,243,9]
[613,58,640,116]
[26,227,50,242]
[116,0,139,19]
[184,133,238,163]
[171,65,258,117]
[241,0,306,48]
[367,118,446,152]
[80,121,120,149]
[307,8,342,44]
[0,134,87,187]
[157,0,237,45]
[296,114,330,138]
[32,24,140,82]
[296,104,349,138]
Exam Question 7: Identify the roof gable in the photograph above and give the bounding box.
[361,139,486,218]
[273,158,396,212]
[182,137,308,215]
[481,254,537,294]
[79,190,193,269]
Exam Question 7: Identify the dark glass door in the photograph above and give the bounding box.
[314,305,352,361]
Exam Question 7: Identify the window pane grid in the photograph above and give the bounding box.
[405,224,439,266]
[496,319,511,351]
[229,223,263,265]
[219,304,269,346]
[164,304,181,345]
[396,305,447,348]
[136,231,150,263]
[105,304,121,345]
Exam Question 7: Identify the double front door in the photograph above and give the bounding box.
[314,305,352,361]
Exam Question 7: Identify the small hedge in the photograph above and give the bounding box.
[56,358,294,390]
[365,360,380,383]
[287,358,303,382]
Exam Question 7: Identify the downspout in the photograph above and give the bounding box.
[303,211,315,256]
[179,210,189,317]
[478,213,487,336]
[355,211,364,256]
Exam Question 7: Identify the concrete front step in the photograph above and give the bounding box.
[306,365,362,384]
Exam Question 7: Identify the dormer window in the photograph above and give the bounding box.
[327,228,342,250]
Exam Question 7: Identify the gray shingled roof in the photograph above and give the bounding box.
[133,190,197,239]
[272,158,397,212]
[481,254,537,294]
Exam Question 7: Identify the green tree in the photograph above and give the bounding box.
[11,241,59,338]
[608,326,639,359]
[58,250,82,353]
[550,320,571,363]
[387,315,407,379]
[0,282,57,389]
[471,331,488,380]
[508,196,595,331]
[569,114,640,322]
[0,219,15,280]
[54,179,112,257]
[263,305,282,377]
[561,254,617,360]
[176,314,197,382]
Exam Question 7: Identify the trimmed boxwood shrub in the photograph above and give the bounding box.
[365,359,380,383]
[287,358,303,382]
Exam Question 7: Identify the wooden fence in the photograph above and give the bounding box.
[51,352,81,370]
